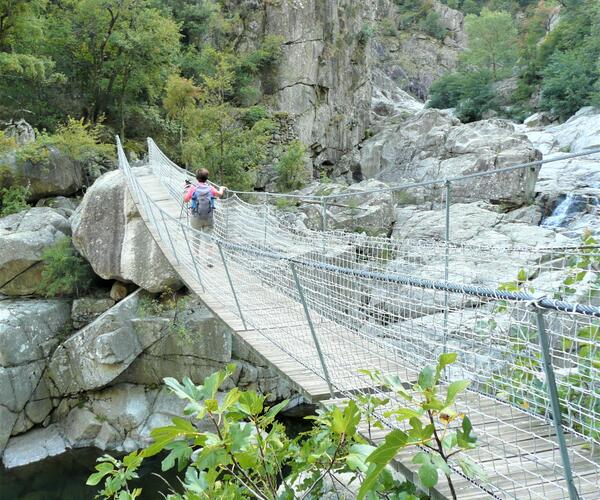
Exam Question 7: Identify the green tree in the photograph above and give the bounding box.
[163,74,201,148]
[461,9,518,78]
[276,140,308,192]
[0,0,59,121]
[427,70,496,122]
[49,0,179,135]
[540,49,598,120]
[173,48,277,190]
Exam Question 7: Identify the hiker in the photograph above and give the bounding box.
[184,168,226,265]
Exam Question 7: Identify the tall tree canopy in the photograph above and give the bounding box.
[461,9,518,78]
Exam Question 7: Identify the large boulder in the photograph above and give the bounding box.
[2,424,68,469]
[71,169,182,293]
[46,290,167,395]
[296,179,396,235]
[521,107,600,195]
[3,119,35,146]
[0,299,71,453]
[0,208,71,296]
[0,146,84,200]
[359,109,541,205]
[393,202,561,247]
[116,298,233,386]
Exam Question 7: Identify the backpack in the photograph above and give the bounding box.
[190,184,214,220]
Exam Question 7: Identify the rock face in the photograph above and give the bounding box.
[370,69,425,127]
[297,179,395,235]
[521,107,600,195]
[71,296,116,329]
[372,0,465,101]
[0,147,84,201]
[0,299,72,453]
[47,290,165,395]
[358,109,541,205]
[3,119,35,146]
[518,106,600,236]
[0,208,71,296]
[2,288,295,467]
[71,169,182,293]
[240,0,375,172]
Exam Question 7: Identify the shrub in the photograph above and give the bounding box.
[428,70,496,122]
[13,119,113,180]
[0,130,17,155]
[276,140,308,192]
[240,105,270,127]
[358,24,375,45]
[38,237,95,297]
[15,140,50,166]
[87,354,481,499]
[0,184,30,216]
[420,11,447,40]
[540,49,598,121]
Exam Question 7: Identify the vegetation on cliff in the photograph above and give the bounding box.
[427,0,600,121]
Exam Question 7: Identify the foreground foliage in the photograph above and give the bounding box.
[491,233,600,441]
[88,354,480,499]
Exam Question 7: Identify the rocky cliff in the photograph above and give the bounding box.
[233,0,465,177]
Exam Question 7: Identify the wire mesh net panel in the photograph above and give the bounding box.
[119,138,600,498]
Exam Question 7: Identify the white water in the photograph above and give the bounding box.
[542,194,581,228]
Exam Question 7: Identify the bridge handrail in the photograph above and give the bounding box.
[118,136,599,499]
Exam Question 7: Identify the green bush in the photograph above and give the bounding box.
[420,11,447,40]
[540,49,598,121]
[87,355,481,499]
[15,140,50,166]
[276,140,308,192]
[358,23,375,45]
[13,119,113,181]
[0,184,30,216]
[0,130,17,155]
[38,237,95,297]
[240,105,270,127]
[428,70,496,122]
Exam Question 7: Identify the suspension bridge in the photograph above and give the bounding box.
[117,137,600,499]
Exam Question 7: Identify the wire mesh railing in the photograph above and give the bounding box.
[120,137,600,499]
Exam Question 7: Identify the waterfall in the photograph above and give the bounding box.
[541,194,587,228]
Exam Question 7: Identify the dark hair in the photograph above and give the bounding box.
[196,168,209,182]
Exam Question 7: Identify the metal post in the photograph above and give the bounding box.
[443,180,451,355]
[217,242,247,330]
[147,201,161,240]
[263,194,268,247]
[290,262,335,398]
[321,200,328,232]
[534,310,579,500]
[182,229,206,293]
[160,210,180,265]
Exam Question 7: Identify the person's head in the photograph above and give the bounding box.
[196,168,209,183]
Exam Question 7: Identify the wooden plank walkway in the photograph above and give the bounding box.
[127,168,600,499]
[322,391,600,499]
[132,170,415,401]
